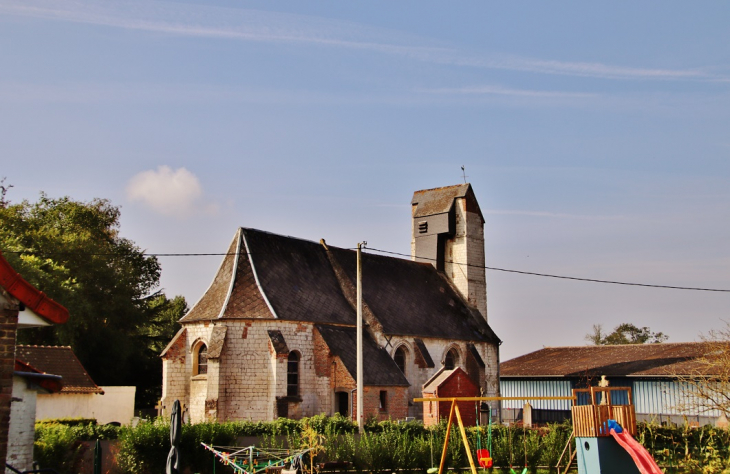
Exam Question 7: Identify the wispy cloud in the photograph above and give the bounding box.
[419,85,596,99]
[484,209,626,221]
[126,166,218,219]
[1,0,722,83]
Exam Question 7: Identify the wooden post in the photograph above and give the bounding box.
[438,400,456,474]
[453,403,477,474]
[356,242,363,432]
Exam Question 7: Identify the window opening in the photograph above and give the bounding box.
[287,352,300,397]
[379,390,387,412]
[394,346,407,375]
[197,344,208,375]
[444,348,458,370]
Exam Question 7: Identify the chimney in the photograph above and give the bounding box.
[411,184,488,321]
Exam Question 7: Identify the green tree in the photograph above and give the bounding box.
[586,323,668,345]
[0,191,186,408]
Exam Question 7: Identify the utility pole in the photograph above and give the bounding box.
[356,241,365,432]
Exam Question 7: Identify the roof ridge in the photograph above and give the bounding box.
[17,344,72,349]
[412,183,469,195]
[535,341,702,350]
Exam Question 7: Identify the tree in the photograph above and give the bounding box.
[585,323,668,345]
[673,324,730,419]
[0,191,186,408]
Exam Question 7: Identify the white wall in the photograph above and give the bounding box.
[7,377,38,472]
[36,386,136,425]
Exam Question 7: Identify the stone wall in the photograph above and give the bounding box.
[388,337,498,419]
[444,197,487,321]
[164,317,499,424]
[160,329,189,419]
[174,320,332,422]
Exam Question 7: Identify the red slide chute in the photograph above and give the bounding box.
[610,429,662,474]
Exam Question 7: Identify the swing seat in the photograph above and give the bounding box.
[477,449,492,468]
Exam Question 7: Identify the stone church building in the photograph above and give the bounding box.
[161,184,501,423]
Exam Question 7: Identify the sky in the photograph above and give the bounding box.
[1,1,729,361]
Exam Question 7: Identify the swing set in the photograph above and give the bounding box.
[414,396,576,474]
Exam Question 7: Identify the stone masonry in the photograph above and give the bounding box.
[161,184,501,424]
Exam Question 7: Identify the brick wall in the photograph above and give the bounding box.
[352,386,409,422]
[436,370,479,426]
[0,299,19,467]
[160,329,189,418]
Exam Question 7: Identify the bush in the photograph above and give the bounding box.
[36,417,97,426]
[34,423,84,474]
[42,415,730,474]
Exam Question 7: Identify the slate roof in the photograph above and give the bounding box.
[411,184,484,222]
[180,228,499,345]
[316,324,409,386]
[15,345,103,394]
[329,246,498,342]
[500,343,721,378]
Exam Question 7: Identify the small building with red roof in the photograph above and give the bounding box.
[0,251,70,470]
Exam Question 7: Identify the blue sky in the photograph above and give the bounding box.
[1,0,729,360]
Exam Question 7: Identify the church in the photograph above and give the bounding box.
[160,184,501,423]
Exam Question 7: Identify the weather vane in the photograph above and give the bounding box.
[461,165,468,184]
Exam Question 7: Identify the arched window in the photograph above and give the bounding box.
[287,351,300,397]
[394,346,407,375]
[195,343,208,375]
[444,348,459,370]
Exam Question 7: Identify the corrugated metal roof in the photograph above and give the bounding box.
[501,343,721,378]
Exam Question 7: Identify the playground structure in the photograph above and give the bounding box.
[415,387,662,474]
[570,386,661,474]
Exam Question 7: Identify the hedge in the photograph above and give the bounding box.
[34,416,730,474]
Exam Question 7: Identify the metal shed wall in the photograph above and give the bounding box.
[633,379,723,418]
[500,379,572,410]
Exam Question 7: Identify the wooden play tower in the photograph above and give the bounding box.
[572,386,636,438]
[417,385,661,474]
[570,386,660,474]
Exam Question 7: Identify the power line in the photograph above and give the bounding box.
[365,247,730,293]
[3,247,729,293]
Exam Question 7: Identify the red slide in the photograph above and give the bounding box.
[610,429,663,474]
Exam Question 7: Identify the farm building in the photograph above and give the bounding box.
[161,184,501,423]
[500,343,727,426]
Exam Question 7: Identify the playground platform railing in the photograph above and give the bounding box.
[571,386,636,437]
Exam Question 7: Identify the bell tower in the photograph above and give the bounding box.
[410,184,487,321]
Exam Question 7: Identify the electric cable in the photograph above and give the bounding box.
[2,247,729,293]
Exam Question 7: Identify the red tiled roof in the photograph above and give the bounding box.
[15,345,103,394]
[500,342,721,378]
[0,251,69,324]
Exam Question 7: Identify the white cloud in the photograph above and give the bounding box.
[0,0,722,83]
[483,209,626,221]
[126,166,216,218]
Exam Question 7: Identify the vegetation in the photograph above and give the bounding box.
[585,323,668,345]
[33,416,730,474]
[673,322,730,420]
[0,188,187,408]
